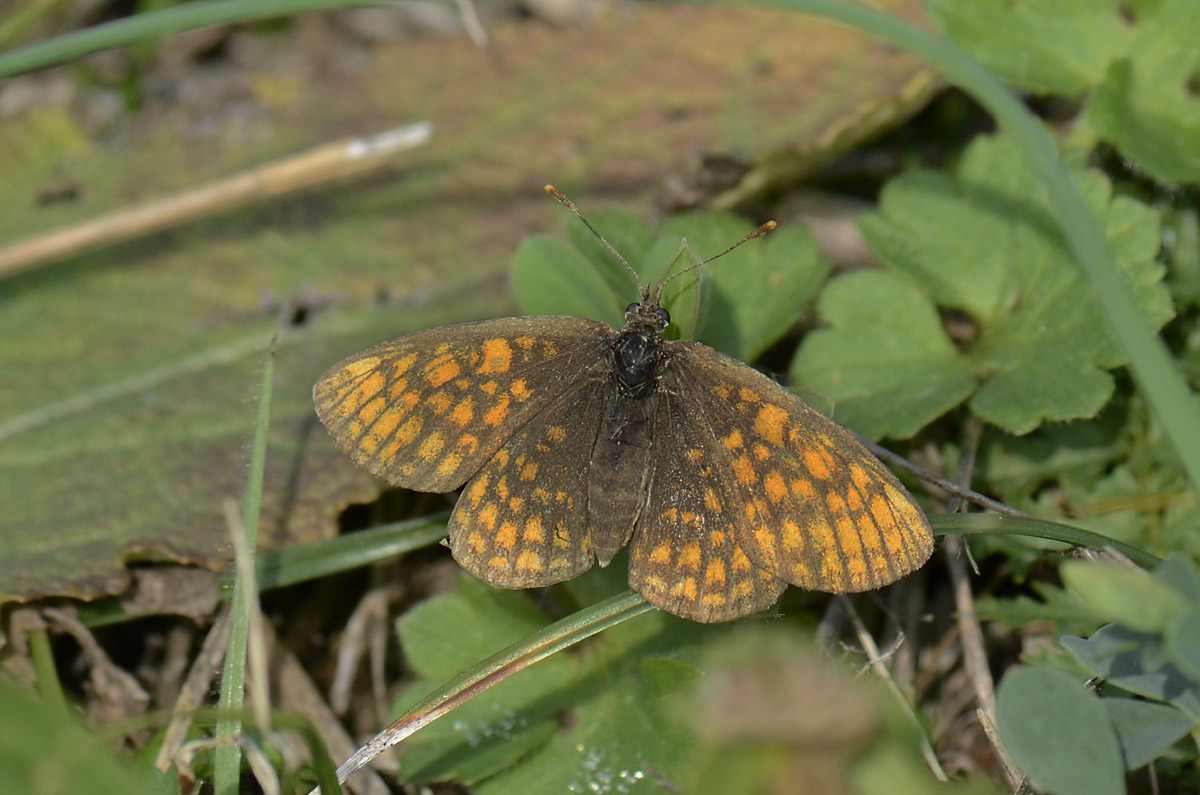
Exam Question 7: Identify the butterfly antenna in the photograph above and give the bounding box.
[545,185,644,294]
[658,220,777,294]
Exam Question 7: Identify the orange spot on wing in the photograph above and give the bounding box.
[496,521,517,549]
[426,392,452,415]
[478,338,513,374]
[523,518,544,542]
[732,454,757,485]
[426,359,460,387]
[417,431,444,460]
[679,542,702,570]
[484,395,512,426]
[397,416,422,445]
[781,520,802,551]
[510,379,533,401]
[516,550,544,572]
[754,404,788,447]
[803,447,832,480]
[764,471,787,503]
[650,543,672,564]
[477,503,499,530]
[449,398,475,426]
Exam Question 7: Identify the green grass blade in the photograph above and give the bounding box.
[0,0,386,78]
[932,513,1161,569]
[214,338,276,795]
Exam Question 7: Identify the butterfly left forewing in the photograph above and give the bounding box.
[665,342,934,594]
[313,316,611,493]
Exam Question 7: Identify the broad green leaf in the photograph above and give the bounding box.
[393,577,575,784]
[519,211,827,364]
[1062,624,1200,717]
[995,665,1124,795]
[1154,552,1200,602]
[1087,4,1200,184]
[659,213,830,361]
[511,235,627,326]
[929,0,1200,184]
[927,0,1128,97]
[790,269,975,439]
[1061,561,1190,633]
[1166,606,1200,682]
[797,133,1168,438]
[0,682,158,795]
[975,581,1106,639]
[392,570,723,790]
[564,209,659,301]
[1103,696,1195,770]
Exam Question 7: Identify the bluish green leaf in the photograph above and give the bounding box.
[995,665,1124,795]
[1062,624,1200,717]
[1103,696,1195,770]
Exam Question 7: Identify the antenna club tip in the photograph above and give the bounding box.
[544,184,560,195]
[762,220,778,232]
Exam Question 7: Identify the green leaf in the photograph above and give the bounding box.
[516,210,827,364]
[1061,561,1190,633]
[1087,15,1200,184]
[1103,696,1196,770]
[796,132,1169,438]
[393,572,723,789]
[789,269,975,439]
[927,0,1129,97]
[1154,552,1200,603]
[1166,606,1200,682]
[995,665,1124,795]
[658,213,830,361]
[1061,624,1200,717]
[0,681,157,795]
[928,0,1200,184]
[975,581,1106,639]
[393,577,573,784]
[511,235,627,327]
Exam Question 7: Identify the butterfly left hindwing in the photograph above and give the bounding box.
[447,355,612,589]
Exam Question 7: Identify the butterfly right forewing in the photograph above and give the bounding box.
[664,342,934,594]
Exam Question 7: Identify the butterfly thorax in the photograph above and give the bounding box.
[612,301,669,399]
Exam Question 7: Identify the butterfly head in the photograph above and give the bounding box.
[623,300,670,335]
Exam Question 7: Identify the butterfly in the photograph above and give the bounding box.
[313,186,933,622]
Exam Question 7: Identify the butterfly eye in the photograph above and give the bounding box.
[624,302,639,317]
[654,307,670,327]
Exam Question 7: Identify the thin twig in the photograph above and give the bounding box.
[942,417,1021,790]
[840,596,949,782]
[156,604,232,773]
[0,121,432,277]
